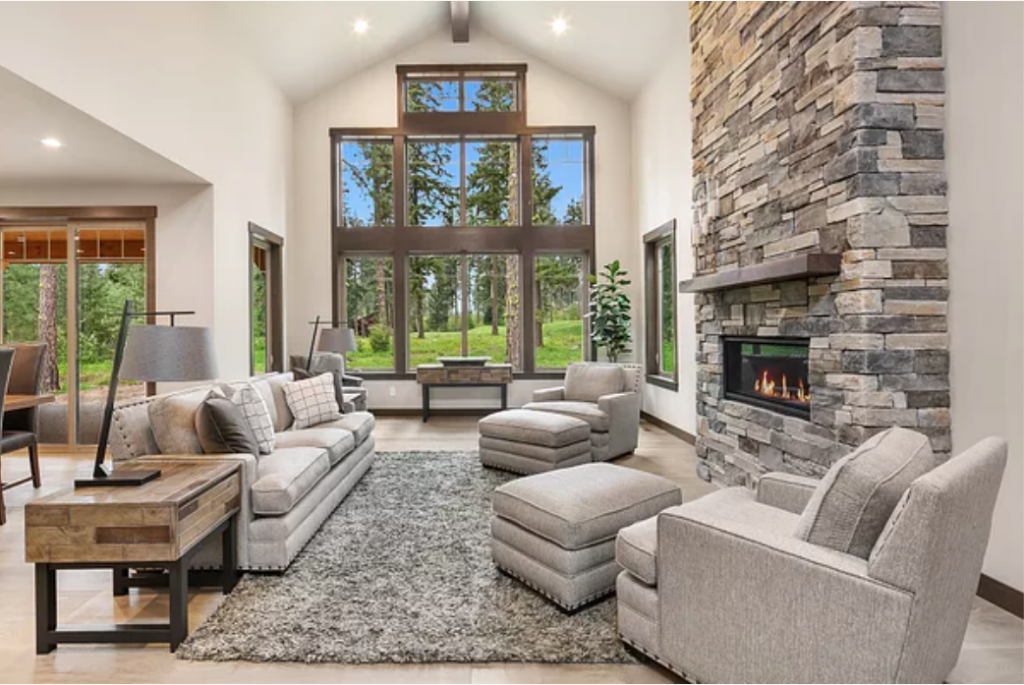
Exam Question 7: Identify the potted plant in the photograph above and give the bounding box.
[587,260,633,363]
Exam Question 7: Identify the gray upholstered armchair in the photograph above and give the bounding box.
[615,437,1008,683]
[524,362,642,461]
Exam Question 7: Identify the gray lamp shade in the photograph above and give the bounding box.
[317,327,358,354]
[119,325,218,382]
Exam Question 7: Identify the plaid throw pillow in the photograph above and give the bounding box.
[283,372,342,430]
[221,384,275,455]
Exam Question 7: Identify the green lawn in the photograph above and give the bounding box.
[348,319,584,371]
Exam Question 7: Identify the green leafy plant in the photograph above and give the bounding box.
[587,260,632,363]
[367,323,392,353]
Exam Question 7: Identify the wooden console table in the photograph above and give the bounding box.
[416,363,513,422]
[25,459,241,653]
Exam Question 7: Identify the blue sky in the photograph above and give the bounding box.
[341,137,584,227]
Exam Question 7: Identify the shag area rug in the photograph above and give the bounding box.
[177,450,637,664]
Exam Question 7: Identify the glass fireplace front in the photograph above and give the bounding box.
[723,337,810,419]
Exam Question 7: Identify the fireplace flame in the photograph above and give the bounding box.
[754,370,810,404]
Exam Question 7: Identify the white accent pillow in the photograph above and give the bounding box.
[282,372,343,430]
[221,384,275,455]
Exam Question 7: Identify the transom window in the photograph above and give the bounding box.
[402,67,522,114]
[332,63,595,377]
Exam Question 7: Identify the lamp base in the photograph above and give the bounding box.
[75,468,162,488]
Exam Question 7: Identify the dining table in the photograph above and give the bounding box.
[5,394,55,412]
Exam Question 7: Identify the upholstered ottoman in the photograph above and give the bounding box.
[490,463,682,610]
[479,409,591,475]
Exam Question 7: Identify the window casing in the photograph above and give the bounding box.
[644,220,678,389]
[332,64,595,378]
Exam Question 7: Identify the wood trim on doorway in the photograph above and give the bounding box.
[248,223,284,374]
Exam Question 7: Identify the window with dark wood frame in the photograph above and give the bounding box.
[644,219,678,390]
[249,223,283,374]
[331,64,596,379]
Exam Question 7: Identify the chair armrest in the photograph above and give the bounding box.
[342,374,363,387]
[655,503,913,683]
[756,472,820,514]
[598,392,642,456]
[532,386,565,403]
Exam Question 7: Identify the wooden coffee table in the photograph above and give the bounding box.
[25,459,241,653]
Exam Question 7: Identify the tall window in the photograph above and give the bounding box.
[339,138,394,227]
[331,64,595,377]
[250,225,283,375]
[532,134,588,226]
[344,255,395,372]
[644,220,677,389]
[534,254,585,369]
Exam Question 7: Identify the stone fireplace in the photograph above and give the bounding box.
[687,2,951,486]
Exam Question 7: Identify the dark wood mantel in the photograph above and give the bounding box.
[679,253,842,294]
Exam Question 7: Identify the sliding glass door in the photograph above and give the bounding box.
[0,220,150,445]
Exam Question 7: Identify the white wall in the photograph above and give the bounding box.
[0,183,215,334]
[0,2,292,379]
[290,29,635,409]
[946,2,1024,593]
[631,10,695,434]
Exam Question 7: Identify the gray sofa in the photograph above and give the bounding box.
[524,362,642,461]
[615,437,1008,683]
[109,371,375,571]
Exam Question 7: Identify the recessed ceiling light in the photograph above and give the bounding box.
[353,18,370,35]
[41,138,62,149]
[550,15,569,37]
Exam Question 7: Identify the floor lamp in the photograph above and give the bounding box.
[75,300,218,488]
[317,326,358,379]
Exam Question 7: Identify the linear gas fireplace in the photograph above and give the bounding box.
[723,337,810,419]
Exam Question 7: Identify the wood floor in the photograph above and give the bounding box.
[0,417,1020,683]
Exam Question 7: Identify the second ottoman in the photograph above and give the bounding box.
[479,409,591,475]
[491,463,682,610]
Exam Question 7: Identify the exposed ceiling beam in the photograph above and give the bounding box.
[450,1,469,43]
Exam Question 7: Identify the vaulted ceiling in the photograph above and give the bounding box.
[0,66,204,186]
[215,1,686,103]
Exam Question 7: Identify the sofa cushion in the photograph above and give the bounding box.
[274,427,354,466]
[283,373,343,430]
[225,384,275,455]
[293,367,348,414]
[264,373,296,432]
[492,463,682,550]
[521,401,611,433]
[147,387,210,455]
[251,447,331,516]
[563,363,624,403]
[616,515,658,586]
[795,426,938,559]
[319,412,375,445]
[194,391,260,456]
[479,409,590,447]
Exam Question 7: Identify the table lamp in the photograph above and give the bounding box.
[317,325,358,378]
[75,300,218,488]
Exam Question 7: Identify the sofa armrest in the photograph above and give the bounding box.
[136,453,259,570]
[756,472,820,514]
[532,386,565,403]
[656,503,912,683]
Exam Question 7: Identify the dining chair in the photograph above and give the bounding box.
[0,348,17,525]
[0,343,47,524]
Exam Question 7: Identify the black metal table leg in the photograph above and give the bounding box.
[112,567,129,596]
[35,564,56,655]
[501,383,508,410]
[168,559,188,652]
[422,384,431,423]
[221,516,238,594]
